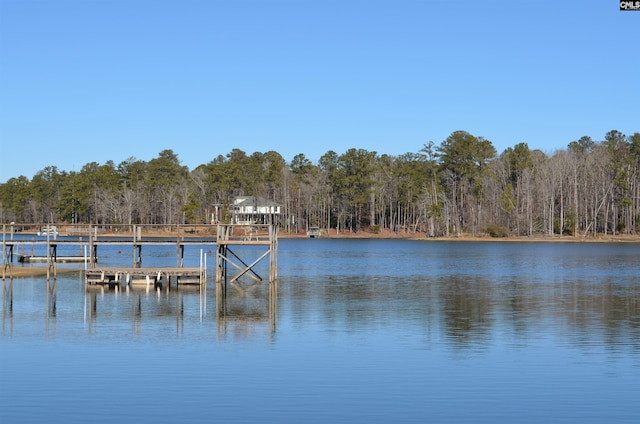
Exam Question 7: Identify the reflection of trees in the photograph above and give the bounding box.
[285,275,640,352]
[439,276,493,348]
[312,276,438,332]
[553,279,640,349]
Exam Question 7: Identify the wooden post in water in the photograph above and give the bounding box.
[215,224,228,286]
[2,224,11,280]
[133,225,142,268]
[176,240,184,268]
[88,224,96,269]
[200,248,207,287]
[93,225,98,266]
[46,224,57,281]
[132,224,136,267]
[2,224,5,280]
[269,222,278,282]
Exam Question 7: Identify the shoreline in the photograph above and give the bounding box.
[7,228,640,242]
[3,267,79,278]
[282,228,640,243]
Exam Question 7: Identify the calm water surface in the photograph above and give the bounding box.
[1,239,639,423]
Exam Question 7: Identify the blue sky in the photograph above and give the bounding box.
[0,0,638,182]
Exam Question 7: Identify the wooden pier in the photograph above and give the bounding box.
[1,224,214,284]
[215,223,278,288]
[86,267,206,288]
[2,221,280,337]
[2,223,279,290]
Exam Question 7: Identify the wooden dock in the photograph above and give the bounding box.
[2,223,278,288]
[215,223,278,287]
[86,267,205,288]
[3,222,280,333]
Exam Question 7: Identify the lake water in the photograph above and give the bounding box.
[1,238,639,423]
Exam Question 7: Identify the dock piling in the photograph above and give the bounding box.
[215,223,278,286]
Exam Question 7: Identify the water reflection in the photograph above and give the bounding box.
[3,241,640,354]
[215,281,277,341]
[3,240,639,424]
[46,278,56,337]
[1,278,12,335]
[83,285,210,335]
[3,277,60,337]
[282,272,640,353]
[81,280,279,341]
[440,276,493,348]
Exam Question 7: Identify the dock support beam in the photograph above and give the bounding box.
[45,222,57,281]
[269,224,278,282]
[2,224,13,280]
[215,223,278,287]
[88,225,98,269]
[176,242,184,268]
[133,225,142,268]
[133,244,142,268]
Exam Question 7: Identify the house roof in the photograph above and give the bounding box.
[233,196,279,207]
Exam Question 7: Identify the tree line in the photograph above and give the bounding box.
[1,129,639,237]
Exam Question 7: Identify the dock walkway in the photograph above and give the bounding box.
[86,267,205,287]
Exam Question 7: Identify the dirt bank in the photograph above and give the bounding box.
[282,228,640,242]
[3,267,79,279]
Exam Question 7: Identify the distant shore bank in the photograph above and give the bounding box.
[6,227,640,242]
[279,227,640,243]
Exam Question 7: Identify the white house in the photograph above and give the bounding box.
[231,196,280,225]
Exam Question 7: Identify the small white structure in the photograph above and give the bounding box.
[306,226,321,238]
[37,226,58,237]
[231,196,280,225]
